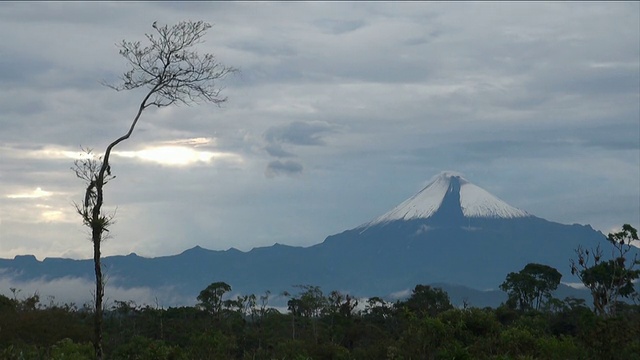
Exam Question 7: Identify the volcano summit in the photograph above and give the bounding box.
[365,171,529,228]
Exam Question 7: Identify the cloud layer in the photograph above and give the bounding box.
[0,2,638,261]
[0,273,191,308]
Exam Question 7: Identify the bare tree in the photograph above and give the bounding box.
[73,20,236,359]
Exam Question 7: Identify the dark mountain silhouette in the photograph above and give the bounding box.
[0,172,612,306]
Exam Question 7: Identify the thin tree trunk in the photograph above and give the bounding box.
[91,155,108,360]
[92,223,103,360]
[88,91,148,360]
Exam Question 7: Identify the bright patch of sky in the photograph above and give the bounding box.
[114,146,242,167]
[7,188,53,199]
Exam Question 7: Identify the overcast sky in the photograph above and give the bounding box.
[1,2,638,261]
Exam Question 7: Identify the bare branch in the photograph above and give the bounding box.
[104,20,237,108]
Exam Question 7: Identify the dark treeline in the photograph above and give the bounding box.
[0,281,639,360]
[1,224,638,359]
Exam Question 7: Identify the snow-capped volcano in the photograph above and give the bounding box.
[365,171,530,226]
[2,169,610,304]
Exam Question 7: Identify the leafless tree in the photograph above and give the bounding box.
[73,20,236,359]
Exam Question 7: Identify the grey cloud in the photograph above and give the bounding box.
[406,123,640,167]
[518,63,640,101]
[262,121,337,176]
[0,2,119,25]
[0,56,52,84]
[0,96,46,116]
[0,2,638,260]
[216,6,444,86]
[585,137,640,152]
[265,160,303,178]
[313,19,366,35]
[228,40,297,58]
[264,143,294,158]
[264,121,336,146]
[403,32,441,46]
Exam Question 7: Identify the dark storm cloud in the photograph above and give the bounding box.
[265,160,303,178]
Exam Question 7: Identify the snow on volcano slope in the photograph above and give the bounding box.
[459,181,529,218]
[364,171,529,227]
[367,171,454,224]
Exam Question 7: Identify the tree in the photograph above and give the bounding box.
[500,263,562,311]
[397,285,453,318]
[73,21,236,359]
[286,285,328,343]
[398,315,450,360]
[570,224,640,317]
[326,290,358,345]
[364,296,391,320]
[328,290,358,318]
[197,281,233,320]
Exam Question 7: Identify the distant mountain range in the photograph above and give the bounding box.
[0,172,613,307]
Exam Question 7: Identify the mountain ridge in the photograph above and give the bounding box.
[0,171,616,307]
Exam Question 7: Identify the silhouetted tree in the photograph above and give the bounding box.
[571,224,640,317]
[198,282,233,321]
[500,263,562,311]
[286,285,327,343]
[397,285,453,318]
[73,20,236,359]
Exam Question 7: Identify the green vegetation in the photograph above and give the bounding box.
[1,281,638,359]
[571,224,640,317]
[1,226,637,359]
[500,263,562,311]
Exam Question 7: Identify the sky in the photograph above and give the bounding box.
[1,2,639,262]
